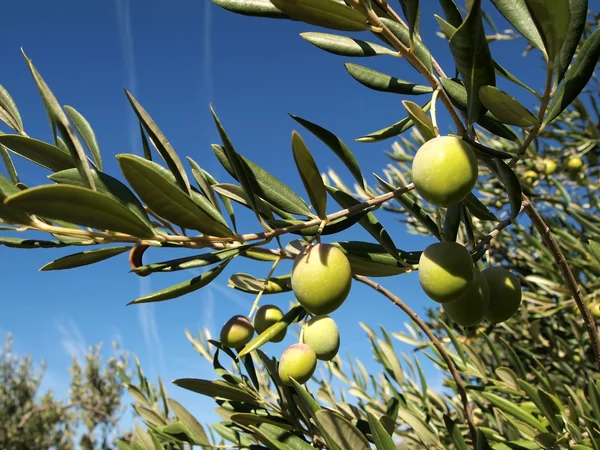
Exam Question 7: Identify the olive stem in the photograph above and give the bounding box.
[354,275,478,446]
[249,257,282,319]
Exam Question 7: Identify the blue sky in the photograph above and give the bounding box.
[1,0,593,437]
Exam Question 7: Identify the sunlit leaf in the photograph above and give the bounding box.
[315,410,370,450]
[355,101,431,143]
[168,398,210,444]
[0,85,24,132]
[64,105,102,170]
[345,63,432,95]
[172,378,257,403]
[300,32,395,57]
[367,412,395,450]
[0,135,75,172]
[40,246,132,271]
[396,409,439,446]
[228,273,292,295]
[479,85,538,127]
[270,0,369,32]
[379,18,432,72]
[291,131,327,219]
[402,100,436,141]
[212,0,288,18]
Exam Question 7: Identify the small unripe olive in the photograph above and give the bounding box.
[443,269,490,327]
[567,156,584,171]
[482,267,522,324]
[253,304,286,343]
[301,316,340,361]
[220,315,254,349]
[278,343,317,385]
[590,303,600,319]
[411,136,478,207]
[543,159,558,175]
[419,242,475,304]
[291,243,352,316]
[523,170,538,185]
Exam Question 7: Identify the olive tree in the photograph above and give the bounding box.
[0,0,599,449]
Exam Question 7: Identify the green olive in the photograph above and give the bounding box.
[482,267,522,324]
[301,316,340,361]
[253,304,286,343]
[220,315,254,349]
[418,242,475,304]
[278,343,317,385]
[443,269,490,327]
[291,243,352,316]
[543,159,558,175]
[411,136,478,207]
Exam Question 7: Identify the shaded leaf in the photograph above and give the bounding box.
[443,415,467,450]
[213,183,275,219]
[461,135,514,159]
[64,105,102,170]
[556,0,588,82]
[480,392,546,432]
[438,0,463,28]
[0,145,18,184]
[172,378,257,403]
[345,63,432,95]
[399,0,420,42]
[5,184,154,237]
[229,273,292,295]
[0,135,74,172]
[355,101,431,143]
[379,18,432,72]
[0,237,66,249]
[315,409,370,450]
[168,398,210,444]
[125,90,191,195]
[367,412,395,450]
[545,28,600,124]
[448,0,496,123]
[266,212,367,236]
[402,101,436,141]
[524,0,570,61]
[270,0,369,32]
[590,240,600,264]
[0,85,23,132]
[463,193,499,221]
[117,154,232,237]
[40,246,132,271]
[479,85,538,127]
[442,204,462,242]
[128,260,229,304]
[490,0,545,51]
[250,423,315,450]
[300,32,395,57]
[396,409,438,446]
[291,131,327,219]
[211,0,289,18]
[0,172,32,224]
[139,123,152,161]
[495,159,522,220]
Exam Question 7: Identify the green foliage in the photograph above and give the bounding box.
[1,1,600,449]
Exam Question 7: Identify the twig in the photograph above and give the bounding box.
[522,196,600,368]
[354,275,478,446]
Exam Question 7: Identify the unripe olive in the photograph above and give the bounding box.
[523,170,538,185]
[220,315,254,349]
[253,304,286,343]
[301,316,340,361]
[482,267,522,324]
[543,159,558,175]
[411,136,479,207]
[419,242,475,304]
[443,269,490,327]
[590,302,600,319]
[291,243,352,316]
[278,343,317,385]
[567,156,584,171]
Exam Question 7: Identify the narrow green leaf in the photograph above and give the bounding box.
[556,0,588,82]
[228,273,292,295]
[128,260,229,304]
[0,135,75,171]
[495,159,522,220]
[524,0,570,61]
[300,32,395,57]
[0,85,24,132]
[117,154,232,237]
[134,424,155,450]
[231,414,294,431]
[480,392,547,432]
[490,0,545,51]
[211,0,288,18]
[367,412,395,450]
[315,410,370,450]
[266,212,367,237]
[251,423,315,450]
[493,60,539,97]
[192,168,220,212]
[442,204,462,242]
[0,172,31,224]
[0,145,18,184]
[0,237,66,249]
[64,105,102,170]
[237,305,305,357]
[291,131,327,219]
[290,379,321,415]
[463,193,499,221]
[5,184,154,237]
[213,183,275,220]
[49,167,151,227]
[435,14,457,39]
[345,63,433,95]
[290,114,366,190]
[402,101,436,141]
[168,398,210,444]
[438,0,463,28]
[449,0,496,123]
[475,429,491,450]
[172,378,257,403]
[545,28,600,124]
[443,415,467,450]
[270,0,369,32]
[395,409,438,446]
[355,101,431,143]
[22,51,96,190]
[326,185,403,262]
[212,144,311,216]
[40,246,132,271]
[479,85,538,127]
[125,90,191,195]
[461,135,514,159]
[139,123,152,161]
[589,240,600,263]
[399,0,420,41]
[379,18,432,72]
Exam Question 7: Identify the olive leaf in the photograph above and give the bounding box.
[367,412,395,450]
[211,0,289,18]
[379,18,432,72]
[402,100,436,141]
[345,63,433,95]
[355,101,431,143]
[524,0,570,62]
[0,85,24,132]
[0,135,75,172]
[291,131,327,219]
[40,246,132,271]
[0,144,18,184]
[479,85,538,127]
[438,0,463,28]
[490,0,545,51]
[495,158,523,220]
[300,32,396,57]
[315,410,371,450]
[399,0,420,42]
[269,0,369,32]
[556,0,588,83]
[589,240,600,264]
[64,105,102,170]
[172,378,257,403]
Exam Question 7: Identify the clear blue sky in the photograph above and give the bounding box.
[1,0,593,436]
